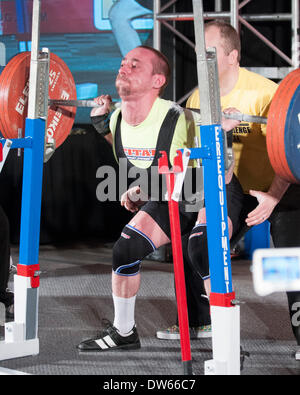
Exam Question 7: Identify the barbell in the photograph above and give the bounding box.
[0,51,299,183]
[50,99,268,124]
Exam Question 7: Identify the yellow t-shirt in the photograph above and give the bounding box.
[110,97,199,169]
[186,67,278,193]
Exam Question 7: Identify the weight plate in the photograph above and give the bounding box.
[267,68,300,183]
[284,83,300,182]
[0,51,77,148]
[0,52,25,138]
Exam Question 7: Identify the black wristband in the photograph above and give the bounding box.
[91,113,110,136]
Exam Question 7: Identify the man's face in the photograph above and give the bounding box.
[116,47,156,98]
[204,26,233,79]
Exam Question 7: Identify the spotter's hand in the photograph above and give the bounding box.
[222,107,241,131]
[245,190,278,226]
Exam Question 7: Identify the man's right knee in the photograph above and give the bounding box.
[112,225,156,276]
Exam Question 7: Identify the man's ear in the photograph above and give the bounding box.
[153,74,166,90]
[229,49,239,65]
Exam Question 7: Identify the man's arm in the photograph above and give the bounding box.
[90,95,113,145]
[91,95,148,211]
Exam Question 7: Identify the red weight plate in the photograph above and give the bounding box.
[0,53,27,138]
[0,51,76,148]
[0,67,10,135]
[0,55,14,135]
[266,73,289,180]
[266,77,289,180]
[1,52,30,140]
[46,52,77,148]
[266,69,300,183]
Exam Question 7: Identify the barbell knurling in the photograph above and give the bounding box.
[223,112,267,124]
[48,99,99,107]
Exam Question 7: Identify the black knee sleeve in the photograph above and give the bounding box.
[112,225,156,276]
[188,225,210,280]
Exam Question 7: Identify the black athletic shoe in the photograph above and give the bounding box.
[77,319,141,352]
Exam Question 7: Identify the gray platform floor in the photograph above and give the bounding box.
[0,243,299,376]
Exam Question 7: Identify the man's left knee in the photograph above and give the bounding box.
[112,225,155,276]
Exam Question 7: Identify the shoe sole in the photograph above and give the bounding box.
[196,332,212,339]
[156,333,181,340]
[77,341,141,352]
[156,332,212,340]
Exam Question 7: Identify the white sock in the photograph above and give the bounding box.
[113,294,136,336]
